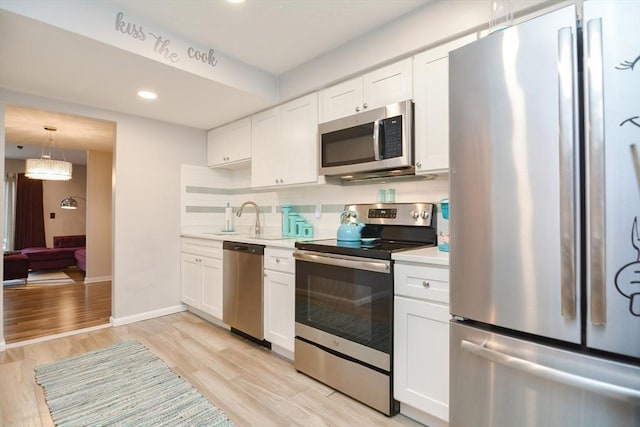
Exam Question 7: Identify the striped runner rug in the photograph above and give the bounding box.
[34,340,235,426]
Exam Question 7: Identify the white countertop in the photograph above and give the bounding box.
[181,231,323,249]
[392,246,449,266]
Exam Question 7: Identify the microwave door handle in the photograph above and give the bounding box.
[373,119,381,160]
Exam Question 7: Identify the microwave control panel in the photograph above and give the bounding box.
[381,116,403,158]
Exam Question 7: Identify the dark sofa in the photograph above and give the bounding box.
[21,235,86,271]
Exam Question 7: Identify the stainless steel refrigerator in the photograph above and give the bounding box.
[449,2,640,426]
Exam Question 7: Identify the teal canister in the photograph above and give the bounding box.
[295,218,307,237]
[302,224,314,238]
[288,213,299,237]
[281,204,292,237]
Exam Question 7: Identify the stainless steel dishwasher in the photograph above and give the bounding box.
[222,241,269,346]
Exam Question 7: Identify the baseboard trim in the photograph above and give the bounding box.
[2,323,111,350]
[186,306,229,329]
[84,275,112,284]
[0,339,6,352]
[399,402,447,427]
[110,304,188,327]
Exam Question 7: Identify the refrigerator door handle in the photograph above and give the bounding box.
[557,26,577,320]
[460,340,640,402]
[585,18,607,325]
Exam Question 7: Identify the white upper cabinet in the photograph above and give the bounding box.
[206,117,251,168]
[251,92,319,188]
[250,106,279,187]
[413,34,477,175]
[319,58,413,123]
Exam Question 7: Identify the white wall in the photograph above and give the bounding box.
[278,0,561,101]
[112,114,204,320]
[0,88,206,346]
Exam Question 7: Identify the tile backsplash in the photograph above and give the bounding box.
[181,164,449,238]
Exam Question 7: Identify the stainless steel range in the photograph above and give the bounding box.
[293,203,437,416]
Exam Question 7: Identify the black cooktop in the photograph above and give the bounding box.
[295,238,434,260]
[294,203,438,260]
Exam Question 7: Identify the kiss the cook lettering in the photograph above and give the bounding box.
[115,12,145,41]
[114,11,218,68]
[187,47,218,67]
[149,33,179,63]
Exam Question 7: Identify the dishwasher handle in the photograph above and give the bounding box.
[223,241,265,254]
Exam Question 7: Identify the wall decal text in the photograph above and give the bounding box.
[114,11,218,67]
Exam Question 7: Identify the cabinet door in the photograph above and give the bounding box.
[180,253,201,308]
[394,296,450,422]
[264,270,295,352]
[251,106,281,188]
[319,76,362,123]
[201,257,223,320]
[224,117,251,164]
[206,126,226,167]
[362,58,413,111]
[207,118,252,167]
[413,35,476,174]
[281,92,319,186]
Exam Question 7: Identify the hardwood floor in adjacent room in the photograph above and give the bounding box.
[0,312,424,427]
[2,268,111,344]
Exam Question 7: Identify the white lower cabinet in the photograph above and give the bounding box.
[263,247,295,355]
[394,261,450,426]
[180,238,223,320]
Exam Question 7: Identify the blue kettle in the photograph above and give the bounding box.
[337,210,365,241]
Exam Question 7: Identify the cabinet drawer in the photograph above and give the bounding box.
[395,263,449,304]
[264,247,295,274]
[181,238,223,259]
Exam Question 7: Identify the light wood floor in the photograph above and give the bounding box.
[0,311,424,427]
[3,268,112,343]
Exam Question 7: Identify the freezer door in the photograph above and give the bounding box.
[449,5,581,342]
[450,322,640,427]
[584,0,640,359]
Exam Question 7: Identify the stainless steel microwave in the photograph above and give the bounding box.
[319,100,414,180]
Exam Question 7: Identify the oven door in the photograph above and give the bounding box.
[293,250,393,371]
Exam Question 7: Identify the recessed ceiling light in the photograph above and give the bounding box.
[137,90,157,100]
[226,0,245,3]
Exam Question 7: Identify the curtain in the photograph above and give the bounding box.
[14,173,46,250]
[3,172,17,251]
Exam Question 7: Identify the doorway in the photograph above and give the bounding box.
[3,105,115,344]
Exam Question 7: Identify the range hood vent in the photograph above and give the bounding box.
[325,166,437,184]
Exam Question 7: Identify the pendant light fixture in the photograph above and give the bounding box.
[25,126,73,181]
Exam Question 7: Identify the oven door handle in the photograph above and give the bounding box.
[293,250,391,274]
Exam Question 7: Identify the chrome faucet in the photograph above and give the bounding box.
[236,201,261,237]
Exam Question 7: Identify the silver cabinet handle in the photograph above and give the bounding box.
[460,340,640,402]
[416,161,422,169]
[293,250,390,274]
[585,18,606,325]
[355,106,360,112]
[422,281,430,288]
[363,103,368,109]
[276,258,280,263]
[557,26,577,320]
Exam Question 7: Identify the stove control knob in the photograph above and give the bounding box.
[420,211,430,220]
[410,210,420,219]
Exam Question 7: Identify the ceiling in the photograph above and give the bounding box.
[0,0,432,162]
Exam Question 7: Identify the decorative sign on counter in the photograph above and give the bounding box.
[115,11,218,67]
